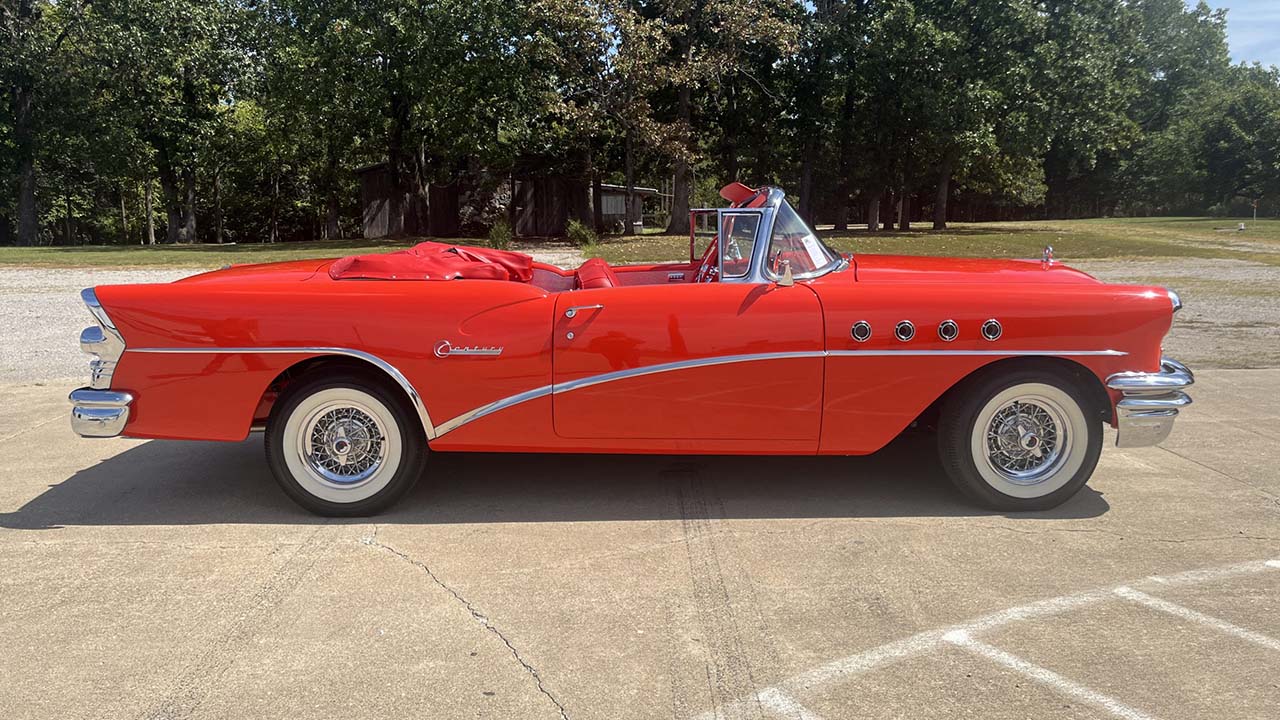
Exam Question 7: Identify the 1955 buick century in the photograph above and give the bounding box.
[70,183,1192,516]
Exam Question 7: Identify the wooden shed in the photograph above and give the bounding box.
[356,162,459,238]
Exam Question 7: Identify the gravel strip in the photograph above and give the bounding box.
[2,267,203,384]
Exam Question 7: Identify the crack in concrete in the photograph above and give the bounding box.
[1158,445,1280,501]
[1,411,65,443]
[362,536,569,720]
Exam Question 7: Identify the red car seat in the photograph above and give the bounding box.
[574,258,620,289]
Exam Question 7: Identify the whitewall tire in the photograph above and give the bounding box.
[266,373,425,516]
[938,369,1101,511]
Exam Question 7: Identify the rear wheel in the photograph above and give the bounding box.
[266,372,425,516]
[938,370,1101,511]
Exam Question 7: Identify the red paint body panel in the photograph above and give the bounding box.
[91,248,1176,456]
[550,283,824,442]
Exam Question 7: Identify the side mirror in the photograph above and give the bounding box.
[777,260,794,287]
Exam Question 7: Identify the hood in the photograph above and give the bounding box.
[853,254,1099,284]
[174,258,332,285]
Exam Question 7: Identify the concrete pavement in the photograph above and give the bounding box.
[0,369,1277,719]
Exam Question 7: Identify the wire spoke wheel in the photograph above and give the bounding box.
[982,397,1070,485]
[268,376,423,515]
[940,372,1101,509]
[300,403,388,485]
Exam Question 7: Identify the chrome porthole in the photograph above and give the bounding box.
[851,321,872,342]
[894,320,915,342]
[981,319,1003,341]
[938,320,959,342]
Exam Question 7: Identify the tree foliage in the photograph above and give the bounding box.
[2,0,1278,246]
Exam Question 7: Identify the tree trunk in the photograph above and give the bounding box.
[624,129,637,236]
[797,145,815,225]
[323,139,340,240]
[897,193,910,232]
[833,66,856,234]
[144,180,156,245]
[213,164,224,243]
[666,160,690,235]
[664,42,693,236]
[881,190,894,231]
[119,186,129,244]
[386,88,411,236]
[14,81,38,246]
[181,164,197,242]
[591,172,603,235]
[867,194,880,232]
[269,170,280,243]
[158,147,182,243]
[63,191,73,246]
[833,201,849,232]
[933,155,953,230]
[722,81,739,183]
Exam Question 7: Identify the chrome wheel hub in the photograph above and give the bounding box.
[984,398,1070,485]
[300,403,387,485]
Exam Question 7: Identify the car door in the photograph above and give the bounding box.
[551,281,825,444]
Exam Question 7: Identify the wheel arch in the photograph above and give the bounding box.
[255,352,435,441]
[918,355,1113,429]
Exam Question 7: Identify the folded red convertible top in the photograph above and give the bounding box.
[329,241,534,282]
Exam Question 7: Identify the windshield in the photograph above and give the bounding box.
[766,200,841,278]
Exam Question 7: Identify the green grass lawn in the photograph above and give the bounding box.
[0,237,425,268]
[2,216,1278,268]
[589,216,1280,266]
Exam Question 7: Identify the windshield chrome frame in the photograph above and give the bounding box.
[692,186,847,285]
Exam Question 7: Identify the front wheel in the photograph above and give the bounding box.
[938,370,1102,511]
[266,373,426,516]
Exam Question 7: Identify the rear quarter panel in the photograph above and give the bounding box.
[99,277,554,441]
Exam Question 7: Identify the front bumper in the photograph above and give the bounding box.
[1106,357,1194,448]
[70,388,134,438]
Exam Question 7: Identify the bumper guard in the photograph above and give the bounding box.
[70,388,134,438]
[1106,357,1194,448]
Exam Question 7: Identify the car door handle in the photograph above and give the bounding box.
[564,304,605,319]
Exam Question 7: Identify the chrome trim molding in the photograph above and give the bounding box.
[81,288,118,331]
[894,320,915,342]
[1166,288,1183,313]
[69,388,134,437]
[556,351,821,396]
[433,385,555,436]
[981,319,1003,341]
[851,321,872,342]
[826,349,1127,357]
[128,346,438,439]
[433,347,1128,436]
[80,288,126,390]
[938,320,959,342]
[1106,357,1194,448]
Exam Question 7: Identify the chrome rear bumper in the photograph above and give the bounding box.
[70,388,133,438]
[1106,357,1194,448]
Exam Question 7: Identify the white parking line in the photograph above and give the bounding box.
[943,631,1159,720]
[1114,586,1280,652]
[694,559,1280,720]
[757,687,825,720]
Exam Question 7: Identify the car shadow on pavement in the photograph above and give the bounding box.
[0,432,1108,529]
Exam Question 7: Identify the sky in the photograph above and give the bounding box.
[1202,0,1280,68]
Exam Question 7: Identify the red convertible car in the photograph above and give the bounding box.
[71,184,1192,516]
